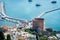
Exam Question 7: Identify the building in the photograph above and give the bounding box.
[48,36,58,40]
[3,25,9,31]
[33,18,45,31]
[56,34,60,39]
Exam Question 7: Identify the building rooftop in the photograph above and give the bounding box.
[34,18,44,20]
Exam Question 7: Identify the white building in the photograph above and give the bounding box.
[48,36,57,40]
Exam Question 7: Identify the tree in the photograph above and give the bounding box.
[38,32,43,37]
[25,28,35,34]
[46,28,53,32]
[7,34,11,40]
[25,26,40,40]
[52,31,56,36]
[40,35,48,40]
[33,26,40,40]
[0,30,5,40]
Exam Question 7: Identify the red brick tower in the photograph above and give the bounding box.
[33,18,45,31]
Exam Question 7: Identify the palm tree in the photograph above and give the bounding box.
[7,34,11,40]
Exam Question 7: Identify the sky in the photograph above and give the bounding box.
[0,0,60,31]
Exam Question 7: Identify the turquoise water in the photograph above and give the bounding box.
[0,0,60,31]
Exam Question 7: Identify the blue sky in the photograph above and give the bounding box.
[0,0,60,31]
